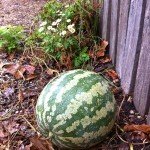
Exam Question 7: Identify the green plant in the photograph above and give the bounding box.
[36,69,116,149]
[0,25,26,52]
[37,0,100,68]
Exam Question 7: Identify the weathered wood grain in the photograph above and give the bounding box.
[98,0,104,36]
[100,0,150,120]
[121,0,145,94]
[102,0,110,40]
[134,0,150,116]
[115,0,130,78]
[109,0,119,65]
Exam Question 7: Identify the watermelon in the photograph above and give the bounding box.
[36,69,116,149]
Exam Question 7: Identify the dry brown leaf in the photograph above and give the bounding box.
[5,122,20,134]
[124,124,150,134]
[30,136,53,150]
[96,51,105,57]
[99,40,108,51]
[46,68,58,76]
[61,53,72,69]
[24,143,33,150]
[106,69,118,80]
[89,40,108,59]
[25,74,37,81]
[14,66,26,79]
[3,63,20,75]
[23,65,35,74]
[88,50,94,58]
[101,57,112,63]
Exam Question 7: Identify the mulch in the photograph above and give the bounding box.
[0,0,150,150]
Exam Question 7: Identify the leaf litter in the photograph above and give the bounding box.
[0,1,150,150]
[0,45,150,150]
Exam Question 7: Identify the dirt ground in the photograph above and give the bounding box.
[0,0,47,28]
[0,0,150,150]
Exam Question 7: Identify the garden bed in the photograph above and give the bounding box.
[0,0,149,150]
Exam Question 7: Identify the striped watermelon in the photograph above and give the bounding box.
[36,69,116,149]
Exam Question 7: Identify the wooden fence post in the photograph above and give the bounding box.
[121,0,145,94]
[109,0,119,65]
[102,0,111,40]
[133,0,150,116]
[115,0,130,78]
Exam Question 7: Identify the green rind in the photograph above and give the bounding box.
[36,69,116,149]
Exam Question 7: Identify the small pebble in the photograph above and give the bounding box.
[15,111,19,114]
[137,115,142,119]
[130,110,134,114]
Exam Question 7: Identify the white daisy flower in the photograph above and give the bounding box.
[67,24,76,33]
[60,30,67,36]
[51,28,57,32]
[61,13,65,16]
[56,19,62,23]
[56,10,60,13]
[38,27,44,32]
[52,21,57,26]
[40,21,47,27]
[47,26,53,30]
[68,28,75,33]
[66,19,71,23]
[65,5,69,8]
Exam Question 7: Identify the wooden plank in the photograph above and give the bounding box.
[98,0,104,36]
[134,0,150,116]
[102,0,110,40]
[147,109,150,125]
[121,0,145,94]
[115,0,130,78]
[109,0,119,65]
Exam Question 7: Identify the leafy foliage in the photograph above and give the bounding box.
[37,0,100,67]
[0,25,25,52]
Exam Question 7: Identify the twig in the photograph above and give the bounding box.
[115,124,150,145]
[117,95,126,120]
[21,115,37,133]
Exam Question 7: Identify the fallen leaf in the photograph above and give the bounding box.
[88,50,95,58]
[46,68,59,76]
[124,124,150,134]
[6,122,20,134]
[24,143,33,150]
[101,57,112,63]
[3,63,20,75]
[14,66,26,79]
[30,136,53,150]
[100,40,108,51]
[89,40,108,59]
[0,144,7,150]
[25,74,37,81]
[96,50,105,57]
[106,69,118,80]
[0,128,8,138]
[23,65,35,74]
[60,53,72,69]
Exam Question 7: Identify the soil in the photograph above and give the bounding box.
[0,0,47,28]
[0,0,150,150]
